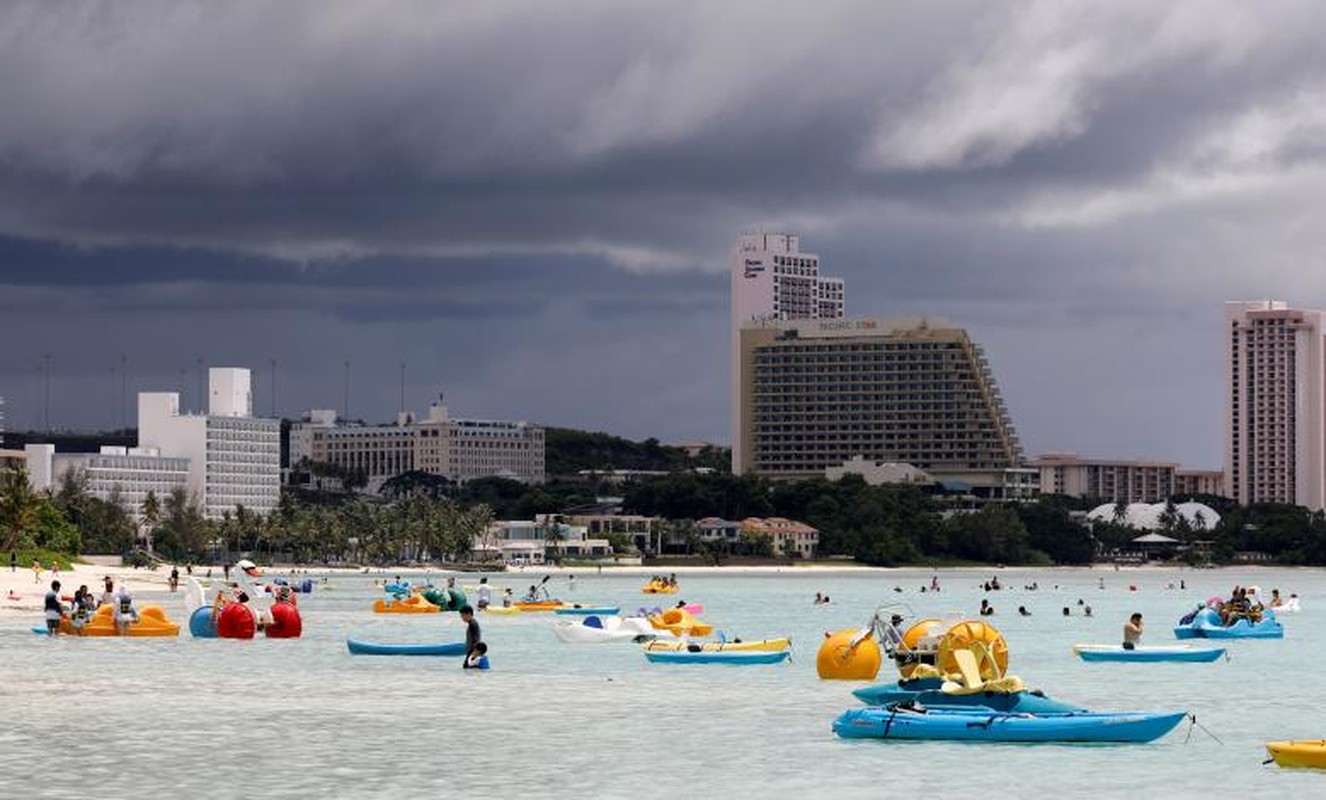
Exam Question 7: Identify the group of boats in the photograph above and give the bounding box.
[551,604,793,664]
[822,612,1190,743]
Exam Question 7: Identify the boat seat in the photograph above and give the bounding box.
[942,648,986,693]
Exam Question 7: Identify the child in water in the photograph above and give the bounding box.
[464,642,490,670]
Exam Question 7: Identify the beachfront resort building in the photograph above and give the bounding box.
[1175,469,1225,497]
[290,403,545,491]
[25,443,189,522]
[735,316,1030,498]
[1225,301,1326,510]
[1032,453,1178,504]
[22,368,275,520]
[137,368,280,519]
[730,233,844,473]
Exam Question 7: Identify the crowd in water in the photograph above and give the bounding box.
[42,575,139,635]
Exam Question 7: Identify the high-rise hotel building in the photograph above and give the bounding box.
[729,233,1028,496]
[736,317,1027,494]
[1225,300,1326,510]
[730,233,844,471]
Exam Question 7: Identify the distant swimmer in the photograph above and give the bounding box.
[979,599,994,617]
[1084,605,1093,618]
[1018,606,1031,616]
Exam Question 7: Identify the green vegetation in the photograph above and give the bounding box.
[544,428,728,476]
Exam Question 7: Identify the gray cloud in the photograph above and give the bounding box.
[5,1,1326,466]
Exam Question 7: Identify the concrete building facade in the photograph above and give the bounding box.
[1033,453,1178,504]
[730,233,844,472]
[736,317,1024,495]
[290,404,545,490]
[1175,469,1225,497]
[1225,301,1326,509]
[138,368,280,519]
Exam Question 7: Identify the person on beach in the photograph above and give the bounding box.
[9,551,14,572]
[1122,613,1143,650]
[459,605,482,667]
[43,580,65,634]
[169,566,179,593]
[476,577,491,610]
[32,559,42,584]
[464,641,490,670]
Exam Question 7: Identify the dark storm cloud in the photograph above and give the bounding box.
[4,1,1326,463]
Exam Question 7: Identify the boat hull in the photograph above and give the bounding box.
[554,606,621,615]
[833,707,1187,743]
[645,649,789,665]
[1174,608,1282,639]
[643,638,791,653]
[851,680,1084,714]
[346,638,465,656]
[1074,644,1226,663]
[1267,740,1326,769]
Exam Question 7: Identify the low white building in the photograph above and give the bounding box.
[290,403,545,490]
[26,444,189,522]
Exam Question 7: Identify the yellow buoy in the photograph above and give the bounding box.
[816,628,882,680]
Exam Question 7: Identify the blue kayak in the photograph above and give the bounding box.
[1074,644,1225,663]
[1174,608,1282,639]
[346,638,465,656]
[644,649,789,665]
[833,705,1187,743]
[554,606,621,616]
[852,678,1084,714]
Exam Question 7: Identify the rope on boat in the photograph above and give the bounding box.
[1184,714,1223,745]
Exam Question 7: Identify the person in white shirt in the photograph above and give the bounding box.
[476,577,492,610]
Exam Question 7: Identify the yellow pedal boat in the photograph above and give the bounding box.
[1267,741,1326,769]
[57,604,180,637]
[642,581,678,594]
[648,607,713,636]
[373,595,441,613]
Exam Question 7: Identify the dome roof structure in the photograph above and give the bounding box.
[1086,501,1219,531]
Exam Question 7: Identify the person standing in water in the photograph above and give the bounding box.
[459,605,482,667]
[1122,613,1143,650]
[476,577,492,610]
[43,580,65,634]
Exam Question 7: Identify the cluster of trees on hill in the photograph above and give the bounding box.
[543,428,728,475]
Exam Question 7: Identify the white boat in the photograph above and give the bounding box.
[553,615,676,644]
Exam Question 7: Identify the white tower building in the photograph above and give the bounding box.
[729,233,845,472]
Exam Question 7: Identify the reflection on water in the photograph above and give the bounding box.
[3,567,1324,798]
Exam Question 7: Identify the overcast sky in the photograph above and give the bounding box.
[5,1,1326,467]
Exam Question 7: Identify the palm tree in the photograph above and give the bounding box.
[541,515,565,564]
[1,466,43,552]
[140,490,161,553]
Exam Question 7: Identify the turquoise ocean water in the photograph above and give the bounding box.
[3,566,1323,798]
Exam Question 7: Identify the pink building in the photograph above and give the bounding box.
[1225,301,1326,510]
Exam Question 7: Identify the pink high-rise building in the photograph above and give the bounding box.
[1225,300,1326,510]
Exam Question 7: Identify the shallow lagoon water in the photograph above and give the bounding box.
[4,567,1324,798]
